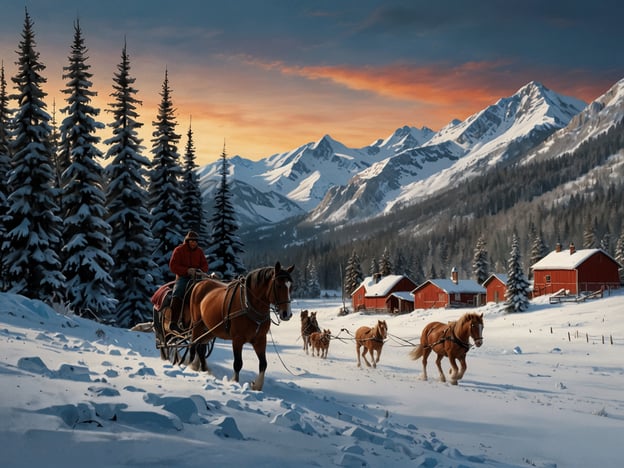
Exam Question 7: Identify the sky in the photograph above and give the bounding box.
[1,1,623,165]
[1,289,623,467]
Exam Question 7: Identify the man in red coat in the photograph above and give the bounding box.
[165,230,209,334]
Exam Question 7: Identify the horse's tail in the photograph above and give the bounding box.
[409,345,423,361]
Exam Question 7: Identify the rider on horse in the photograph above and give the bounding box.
[166,230,209,335]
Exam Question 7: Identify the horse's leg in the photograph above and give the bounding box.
[420,348,431,380]
[455,355,467,381]
[356,342,362,367]
[361,346,372,368]
[435,353,447,383]
[448,355,460,385]
[231,338,244,383]
[251,336,268,391]
[374,345,383,364]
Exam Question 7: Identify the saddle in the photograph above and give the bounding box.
[151,281,175,311]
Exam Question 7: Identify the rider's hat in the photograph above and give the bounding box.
[184,231,200,242]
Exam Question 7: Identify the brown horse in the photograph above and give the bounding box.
[300,310,320,354]
[355,320,388,368]
[187,262,294,391]
[409,312,484,385]
[309,329,331,358]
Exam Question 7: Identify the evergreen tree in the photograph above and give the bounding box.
[615,231,624,285]
[379,246,393,276]
[306,259,321,298]
[504,232,531,313]
[181,120,204,234]
[0,63,12,289]
[105,42,157,327]
[600,225,611,254]
[344,249,364,296]
[368,257,378,276]
[472,235,489,284]
[439,237,449,278]
[206,144,245,280]
[59,20,116,319]
[529,230,548,279]
[3,10,65,302]
[582,215,596,248]
[148,70,184,284]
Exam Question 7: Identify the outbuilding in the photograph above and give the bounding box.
[483,273,508,304]
[531,243,621,297]
[351,274,418,313]
[412,268,486,309]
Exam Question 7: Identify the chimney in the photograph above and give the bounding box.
[373,273,381,283]
[569,242,576,255]
[451,267,458,284]
[555,242,562,253]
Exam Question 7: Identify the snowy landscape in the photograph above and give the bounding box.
[1,289,623,468]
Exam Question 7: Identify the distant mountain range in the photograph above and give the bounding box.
[198,78,624,229]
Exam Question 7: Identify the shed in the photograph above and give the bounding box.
[531,243,621,297]
[412,269,486,309]
[483,273,508,304]
[351,274,418,313]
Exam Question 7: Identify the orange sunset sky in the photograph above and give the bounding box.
[1,1,622,166]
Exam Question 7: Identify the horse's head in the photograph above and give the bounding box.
[272,261,295,321]
[468,313,484,347]
[300,309,309,321]
[377,320,388,339]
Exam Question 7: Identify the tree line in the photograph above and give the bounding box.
[0,10,245,327]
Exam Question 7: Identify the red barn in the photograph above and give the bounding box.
[483,273,508,304]
[412,269,486,309]
[351,274,417,313]
[531,243,621,297]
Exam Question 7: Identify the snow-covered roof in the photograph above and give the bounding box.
[415,279,485,294]
[531,248,619,270]
[484,273,508,285]
[388,291,414,302]
[360,275,407,297]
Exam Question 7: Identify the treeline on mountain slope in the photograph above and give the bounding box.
[242,119,624,292]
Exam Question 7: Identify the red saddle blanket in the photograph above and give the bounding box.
[151,282,175,310]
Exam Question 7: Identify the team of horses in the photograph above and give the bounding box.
[151,264,484,390]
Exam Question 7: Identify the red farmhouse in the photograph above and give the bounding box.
[483,273,508,304]
[412,269,486,309]
[351,274,417,313]
[531,243,621,297]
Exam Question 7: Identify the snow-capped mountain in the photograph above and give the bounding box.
[307,81,586,224]
[197,79,624,228]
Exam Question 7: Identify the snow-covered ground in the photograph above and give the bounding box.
[1,289,623,467]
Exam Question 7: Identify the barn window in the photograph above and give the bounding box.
[545,275,551,283]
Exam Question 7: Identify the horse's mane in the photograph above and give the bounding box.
[458,312,483,326]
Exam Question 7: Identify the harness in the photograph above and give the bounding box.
[425,321,471,351]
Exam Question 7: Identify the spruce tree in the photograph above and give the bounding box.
[59,20,116,319]
[0,63,12,289]
[105,42,157,327]
[181,121,204,234]
[379,246,393,276]
[148,70,184,284]
[472,235,489,284]
[344,249,364,296]
[306,259,321,298]
[206,144,245,280]
[504,232,531,313]
[3,9,65,302]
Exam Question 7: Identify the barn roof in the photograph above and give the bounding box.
[360,275,410,297]
[531,248,620,270]
[483,273,508,285]
[414,279,485,294]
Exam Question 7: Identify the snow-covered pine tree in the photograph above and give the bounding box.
[105,42,157,327]
[3,10,65,302]
[0,63,12,289]
[504,232,531,313]
[615,231,624,285]
[379,246,393,276]
[59,20,116,319]
[148,70,184,285]
[306,259,321,298]
[181,121,204,235]
[206,144,245,280]
[472,235,489,285]
[582,215,596,249]
[369,257,378,276]
[344,249,364,296]
[529,230,548,279]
